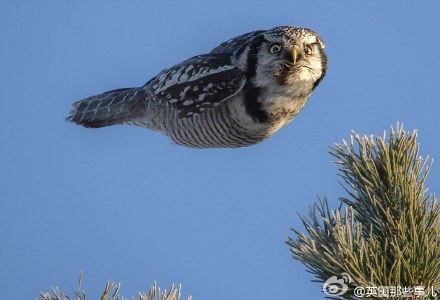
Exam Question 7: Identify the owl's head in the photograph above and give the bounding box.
[237,26,327,91]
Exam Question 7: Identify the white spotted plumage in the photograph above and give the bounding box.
[66,26,327,148]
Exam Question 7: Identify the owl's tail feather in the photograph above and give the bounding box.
[66,88,146,128]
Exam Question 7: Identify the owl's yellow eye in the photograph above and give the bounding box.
[269,43,282,54]
[304,44,313,55]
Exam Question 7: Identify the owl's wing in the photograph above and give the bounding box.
[148,53,246,118]
[210,30,265,54]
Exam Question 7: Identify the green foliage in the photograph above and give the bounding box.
[287,125,440,299]
[37,272,191,300]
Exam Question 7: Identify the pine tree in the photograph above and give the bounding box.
[287,125,440,299]
[39,125,440,299]
[38,272,191,300]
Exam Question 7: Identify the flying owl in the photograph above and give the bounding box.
[66,26,327,148]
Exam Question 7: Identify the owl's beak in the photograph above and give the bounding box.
[292,48,298,65]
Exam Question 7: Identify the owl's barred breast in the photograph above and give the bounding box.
[127,92,307,148]
[127,95,271,148]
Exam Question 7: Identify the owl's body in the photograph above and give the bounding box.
[66,26,327,148]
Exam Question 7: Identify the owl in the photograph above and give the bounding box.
[66,26,327,148]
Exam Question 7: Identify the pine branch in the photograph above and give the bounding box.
[37,272,191,300]
[287,124,440,299]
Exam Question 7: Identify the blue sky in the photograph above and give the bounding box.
[1,1,439,299]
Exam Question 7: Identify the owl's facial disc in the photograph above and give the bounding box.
[249,27,327,89]
[271,41,326,87]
